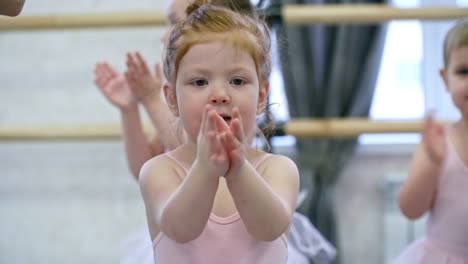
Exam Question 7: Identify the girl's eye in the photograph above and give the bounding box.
[193,79,208,86]
[456,68,468,75]
[230,78,245,86]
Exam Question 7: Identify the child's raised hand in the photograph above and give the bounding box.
[94,62,136,110]
[196,105,229,178]
[422,115,447,165]
[124,52,163,104]
[220,107,246,178]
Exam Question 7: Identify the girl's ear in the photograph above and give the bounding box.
[439,68,449,92]
[163,82,179,116]
[257,80,270,114]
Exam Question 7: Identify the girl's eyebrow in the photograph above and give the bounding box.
[181,67,212,76]
[226,66,255,76]
[451,60,468,68]
[229,66,250,72]
[180,64,254,75]
[187,68,253,77]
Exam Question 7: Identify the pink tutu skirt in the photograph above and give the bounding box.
[120,228,154,264]
[394,237,468,264]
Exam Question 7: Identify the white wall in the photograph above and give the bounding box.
[0,0,166,125]
[1,1,166,263]
[335,144,423,264]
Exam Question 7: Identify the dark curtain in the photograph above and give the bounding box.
[271,0,387,262]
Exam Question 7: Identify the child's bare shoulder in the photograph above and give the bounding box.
[262,153,296,166]
[139,153,181,185]
[257,153,298,176]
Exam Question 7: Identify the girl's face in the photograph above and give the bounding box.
[441,46,468,118]
[161,0,192,46]
[165,40,269,143]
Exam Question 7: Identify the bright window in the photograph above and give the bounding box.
[359,0,424,144]
[255,0,468,146]
[250,0,297,148]
[267,30,297,147]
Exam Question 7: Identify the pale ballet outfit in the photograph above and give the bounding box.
[394,133,468,263]
[153,153,287,264]
[120,153,336,264]
[120,205,336,264]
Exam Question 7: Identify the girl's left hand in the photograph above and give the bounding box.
[196,105,230,178]
[124,52,162,104]
[422,115,447,165]
[219,107,246,178]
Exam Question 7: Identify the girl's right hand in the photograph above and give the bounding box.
[195,105,229,178]
[94,62,137,110]
[422,115,447,165]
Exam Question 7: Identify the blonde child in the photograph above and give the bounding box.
[95,3,257,264]
[139,1,300,263]
[395,19,468,263]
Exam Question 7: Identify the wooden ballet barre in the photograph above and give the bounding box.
[283,4,468,25]
[0,119,431,141]
[0,5,467,31]
[0,123,126,141]
[0,11,166,31]
[284,118,425,138]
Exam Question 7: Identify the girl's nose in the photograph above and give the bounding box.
[209,88,230,104]
[211,97,229,104]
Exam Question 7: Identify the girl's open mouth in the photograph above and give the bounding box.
[220,114,232,124]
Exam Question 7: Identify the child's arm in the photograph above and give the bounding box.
[140,92,186,150]
[140,157,220,242]
[226,155,299,241]
[119,106,161,179]
[0,0,25,16]
[398,117,446,220]
[125,52,186,151]
[218,107,299,241]
[140,107,228,243]
[94,62,158,179]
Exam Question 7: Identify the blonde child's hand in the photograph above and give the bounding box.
[220,107,247,178]
[94,62,136,110]
[124,52,163,104]
[196,105,229,178]
[422,115,447,165]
